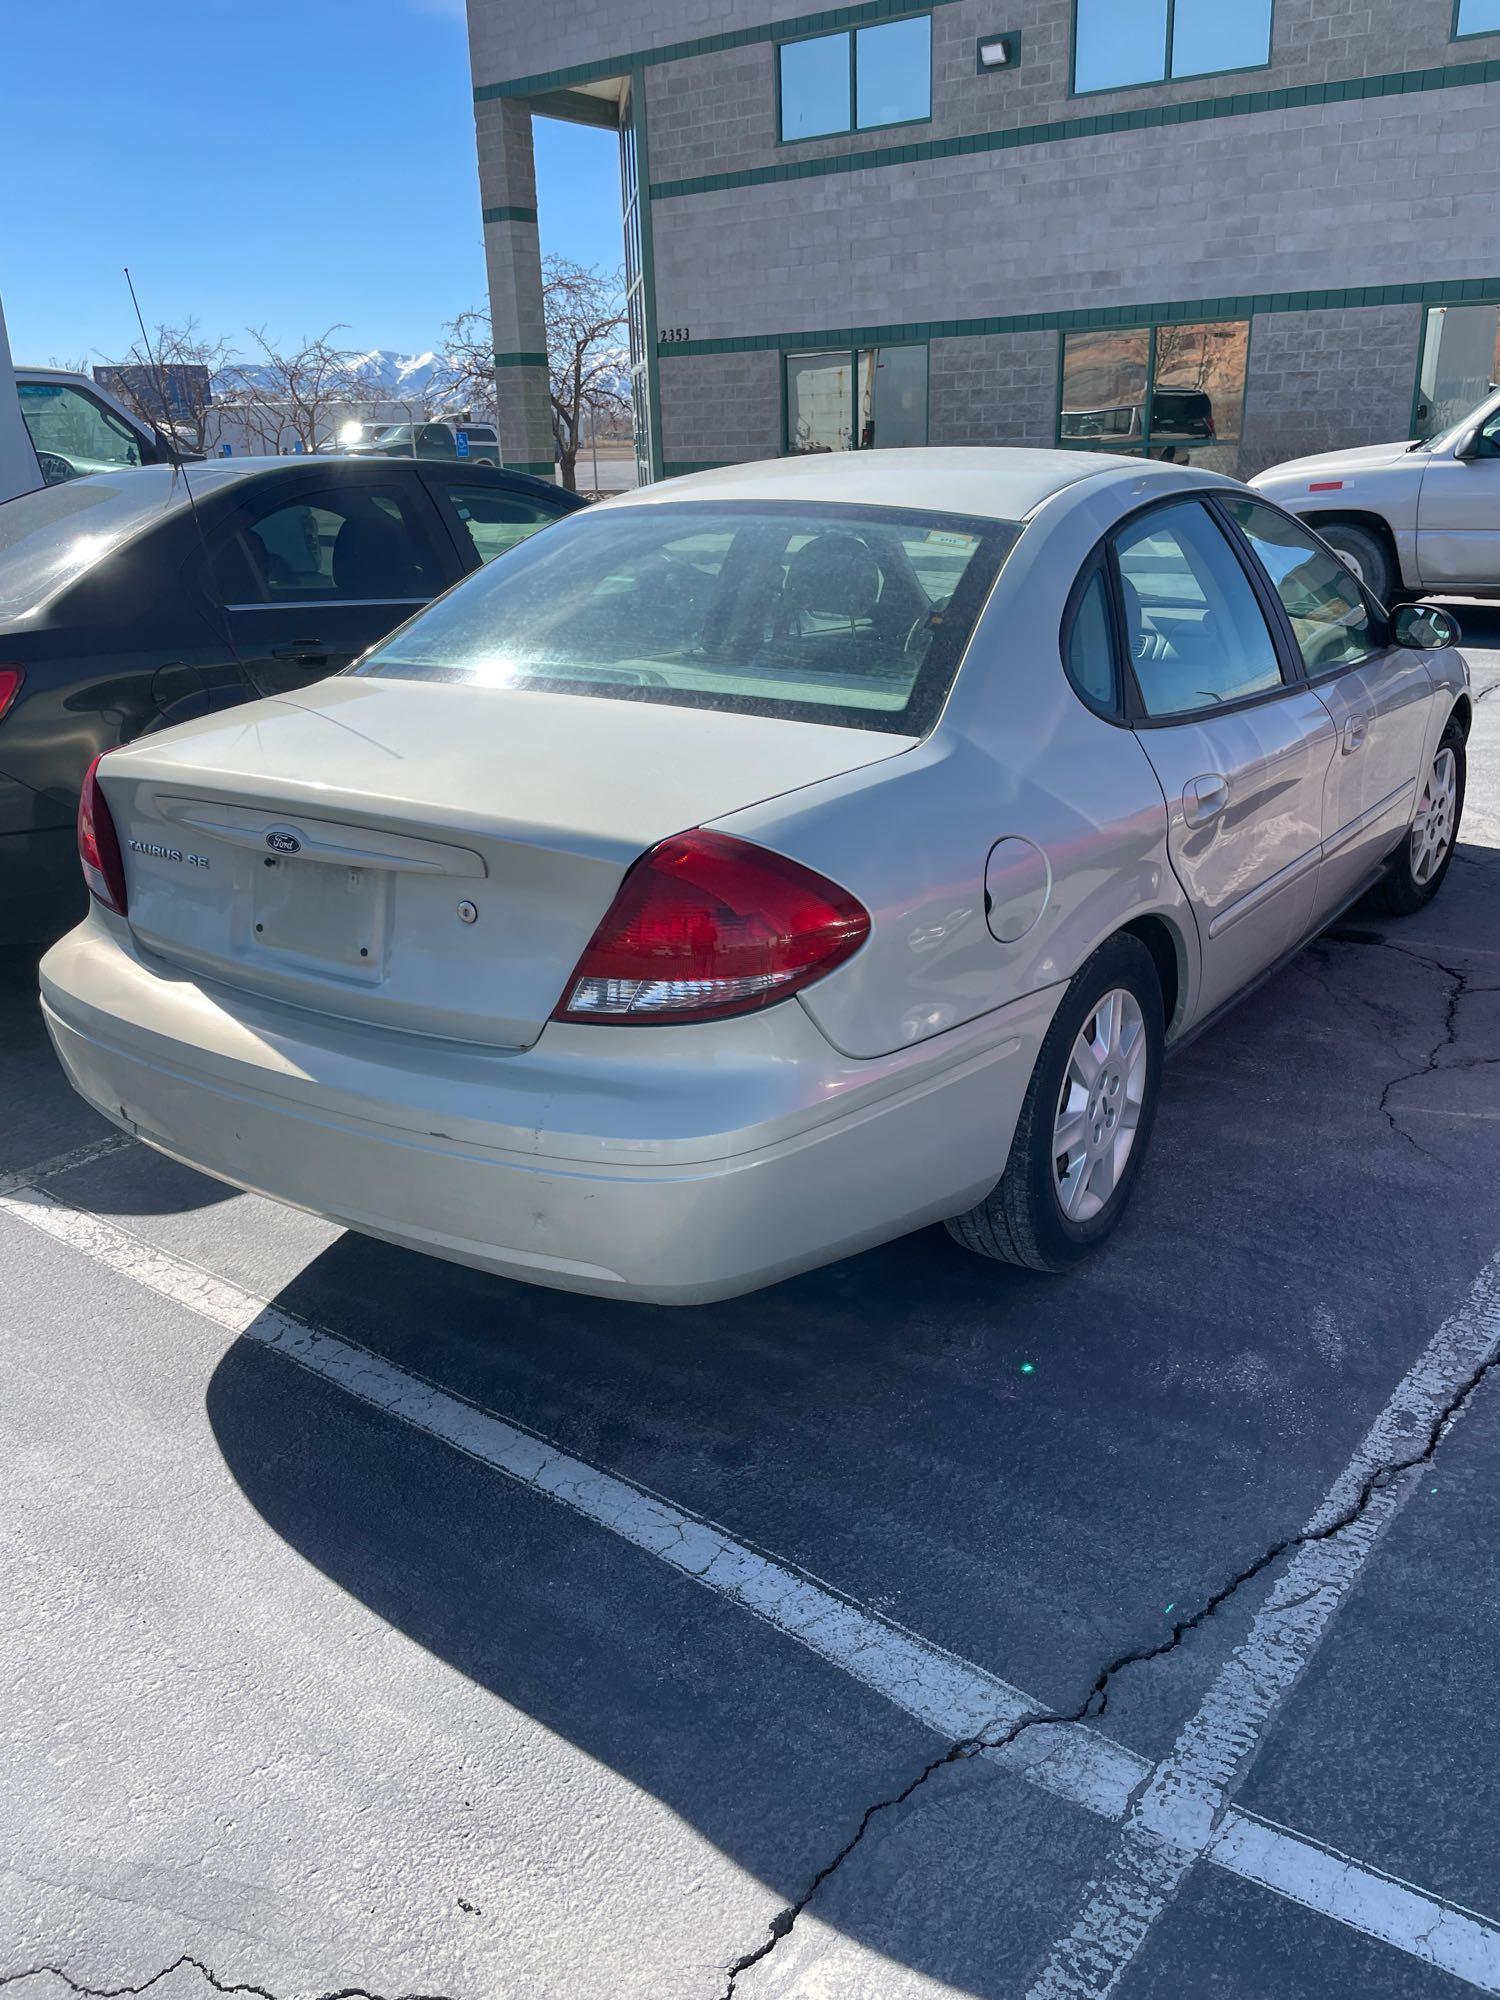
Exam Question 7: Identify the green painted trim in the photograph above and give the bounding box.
[475,0,965,101]
[658,276,1494,361]
[482,205,539,225]
[502,459,558,476]
[650,55,1500,202]
[493,351,549,368]
[1069,0,1273,97]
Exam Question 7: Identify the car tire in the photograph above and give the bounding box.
[1374,715,1466,916]
[946,934,1165,1274]
[1317,521,1397,603]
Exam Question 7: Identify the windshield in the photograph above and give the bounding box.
[1414,387,1500,451]
[353,500,1019,735]
[371,425,414,446]
[0,472,171,619]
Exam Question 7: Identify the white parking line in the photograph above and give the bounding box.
[1024,1250,1500,1999]
[4,1166,1500,1993]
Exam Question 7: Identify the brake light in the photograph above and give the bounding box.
[77,754,128,916]
[0,667,22,723]
[555,829,870,1025]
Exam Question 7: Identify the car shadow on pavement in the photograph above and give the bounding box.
[201,839,1500,1994]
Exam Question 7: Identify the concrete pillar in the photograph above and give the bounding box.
[474,97,555,476]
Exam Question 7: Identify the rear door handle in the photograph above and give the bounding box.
[1183,774,1229,827]
[270,639,330,664]
[1343,712,1371,755]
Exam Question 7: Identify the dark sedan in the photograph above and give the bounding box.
[0,455,583,938]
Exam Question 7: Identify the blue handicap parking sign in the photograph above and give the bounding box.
[455,429,469,459]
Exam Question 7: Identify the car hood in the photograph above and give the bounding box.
[1250,439,1420,487]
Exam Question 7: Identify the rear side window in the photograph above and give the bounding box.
[354,500,1018,736]
[230,483,443,602]
[439,481,563,565]
[1065,567,1117,711]
[1220,497,1382,675]
[1114,502,1284,719]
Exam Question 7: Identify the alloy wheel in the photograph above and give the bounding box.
[1053,989,1148,1223]
[1411,746,1458,886]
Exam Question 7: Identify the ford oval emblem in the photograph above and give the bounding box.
[266,830,302,855]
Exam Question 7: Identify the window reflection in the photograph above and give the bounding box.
[1059,321,1247,474]
[1074,0,1271,91]
[1456,0,1500,32]
[788,346,928,454]
[1415,303,1500,438]
[778,17,930,141]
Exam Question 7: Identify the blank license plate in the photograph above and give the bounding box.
[252,858,382,968]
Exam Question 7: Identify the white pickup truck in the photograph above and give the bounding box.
[1250,389,1500,605]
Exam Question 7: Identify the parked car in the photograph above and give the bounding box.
[344,420,503,467]
[16,367,186,485]
[0,455,582,938]
[41,449,1469,1302]
[1060,390,1217,456]
[1251,388,1500,603]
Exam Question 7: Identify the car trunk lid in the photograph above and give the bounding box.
[100,678,908,1048]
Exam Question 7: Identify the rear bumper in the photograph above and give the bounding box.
[0,824,85,944]
[40,913,1060,1304]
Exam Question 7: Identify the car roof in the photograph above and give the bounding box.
[606,447,1207,524]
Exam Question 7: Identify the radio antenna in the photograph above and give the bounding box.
[123,267,184,473]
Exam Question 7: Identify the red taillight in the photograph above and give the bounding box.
[0,666,23,723]
[554,829,870,1026]
[77,754,128,916]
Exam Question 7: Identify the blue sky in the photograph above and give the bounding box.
[3,0,621,367]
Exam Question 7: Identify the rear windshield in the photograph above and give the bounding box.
[0,473,169,620]
[353,499,1019,734]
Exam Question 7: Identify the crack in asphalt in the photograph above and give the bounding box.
[1321,929,1498,1165]
[0,1955,454,2000]
[719,938,1500,1996]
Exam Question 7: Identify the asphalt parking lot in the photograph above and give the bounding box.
[5,611,1500,2000]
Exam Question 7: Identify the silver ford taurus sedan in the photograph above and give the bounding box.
[41,449,1470,1302]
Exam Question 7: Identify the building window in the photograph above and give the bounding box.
[786,346,929,453]
[1455,0,1500,36]
[1073,0,1272,94]
[1414,302,1500,437]
[1058,321,1248,474]
[778,17,931,141]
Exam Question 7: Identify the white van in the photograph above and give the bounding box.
[14,366,179,485]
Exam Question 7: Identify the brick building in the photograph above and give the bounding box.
[467,0,1500,484]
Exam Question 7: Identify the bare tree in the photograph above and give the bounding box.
[98,319,231,456]
[216,326,379,453]
[446,263,631,490]
[437,308,499,426]
[543,257,630,492]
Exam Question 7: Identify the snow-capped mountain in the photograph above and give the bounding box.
[214,348,463,404]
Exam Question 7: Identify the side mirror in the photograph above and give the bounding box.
[1393,602,1462,651]
[1454,426,1484,462]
